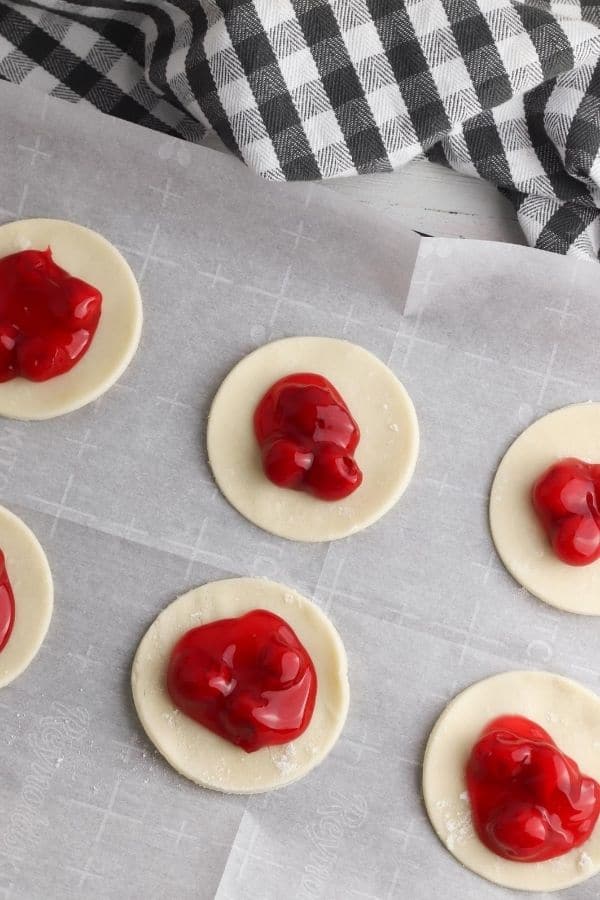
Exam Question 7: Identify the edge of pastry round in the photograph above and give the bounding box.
[131,577,350,793]
[206,337,419,542]
[490,403,600,615]
[423,670,600,892]
[0,218,142,420]
[0,505,53,688]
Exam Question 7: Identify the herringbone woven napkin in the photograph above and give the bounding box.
[1,1,600,259]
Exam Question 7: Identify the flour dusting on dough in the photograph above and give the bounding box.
[269,742,298,775]
[444,806,474,851]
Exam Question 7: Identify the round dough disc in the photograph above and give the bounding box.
[0,218,142,420]
[0,505,53,688]
[423,671,600,892]
[207,337,419,542]
[490,403,600,615]
[131,577,349,793]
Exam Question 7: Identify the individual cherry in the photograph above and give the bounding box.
[489,802,549,861]
[262,439,313,489]
[552,515,600,566]
[304,443,362,501]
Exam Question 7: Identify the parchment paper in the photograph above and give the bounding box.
[1,79,600,900]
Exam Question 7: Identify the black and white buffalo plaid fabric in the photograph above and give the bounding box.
[1,1,600,260]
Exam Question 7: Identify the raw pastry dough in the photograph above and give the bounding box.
[490,403,600,614]
[0,219,142,420]
[423,671,600,892]
[207,337,419,542]
[0,505,53,688]
[131,577,349,793]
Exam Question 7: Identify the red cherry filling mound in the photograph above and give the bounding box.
[532,458,600,566]
[167,609,317,753]
[0,248,102,382]
[254,373,363,501]
[466,715,600,862]
[0,549,15,653]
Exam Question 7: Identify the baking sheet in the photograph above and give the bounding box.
[1,79,600,900]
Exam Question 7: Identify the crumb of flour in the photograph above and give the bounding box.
[577,851,592,871]
[269,743,297,775]
[436,794,474,850]
[162,708,180,726]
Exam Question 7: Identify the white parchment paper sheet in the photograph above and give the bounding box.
[1,80,599,900]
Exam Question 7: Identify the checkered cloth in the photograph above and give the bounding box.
[1,2,600,260]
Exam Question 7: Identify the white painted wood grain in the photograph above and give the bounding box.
[320,158,525,244]
[202,131,524,245]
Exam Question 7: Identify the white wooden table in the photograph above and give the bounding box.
[321,157,525,245]
[203,129,524,245]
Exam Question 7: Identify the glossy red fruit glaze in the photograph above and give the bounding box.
[532,458,600,566]
[0,550,15,653]
[466,715,600,862]
[254,373,363,501]
[167,609,317,753]
[0,248,102,382]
